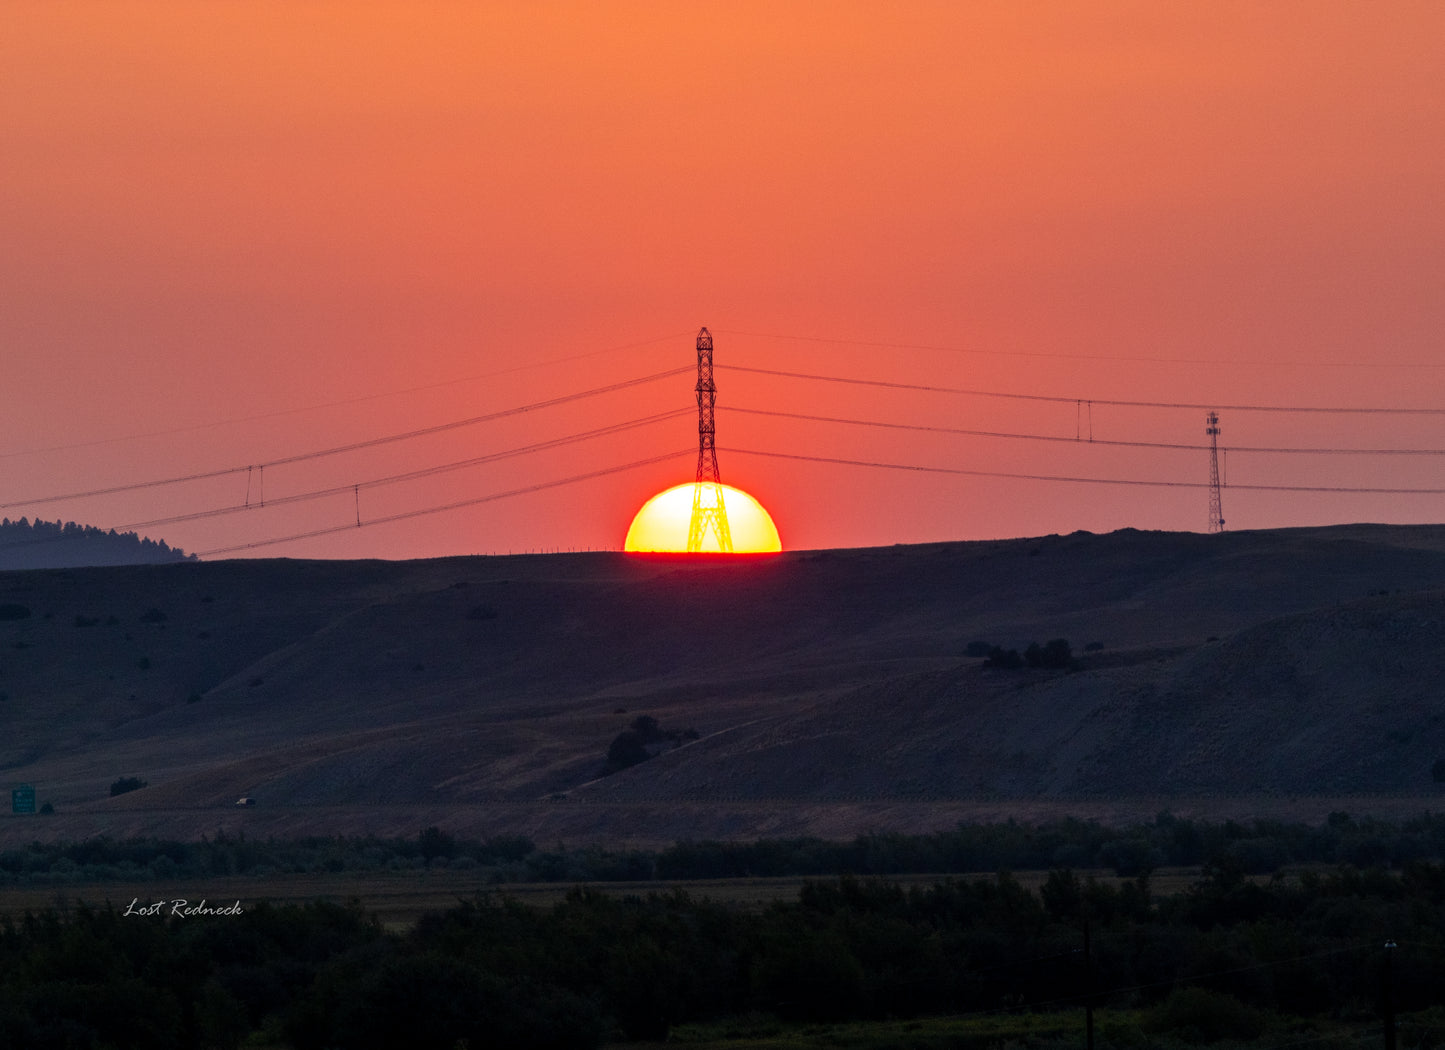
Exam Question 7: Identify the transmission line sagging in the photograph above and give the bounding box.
[0,331,693,462]
[6,325,1445,559]
[713,327,1445,371]
[728,406,1445,456]
[719,364,1445,415]
[196,450,694,557]
[0,366,690,512]
[721,447,1445,496]
[112,409,691,534]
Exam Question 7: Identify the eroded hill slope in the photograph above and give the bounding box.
[3,524,1445,841]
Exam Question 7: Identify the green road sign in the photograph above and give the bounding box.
[12,785,35,814]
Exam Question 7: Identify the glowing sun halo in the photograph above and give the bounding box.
[624,483,782,553]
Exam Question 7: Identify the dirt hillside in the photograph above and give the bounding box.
[3,524,1445,844]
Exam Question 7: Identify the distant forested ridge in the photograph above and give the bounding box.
[0,517,195,569]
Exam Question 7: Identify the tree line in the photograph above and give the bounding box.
[5,860,1445,1048]
[6,811,1445,885]
[0,516,194,569]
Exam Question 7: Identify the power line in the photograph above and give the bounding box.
[0,366,691,512]
[720,364,1445,415]
[0,331,691,461]
[731,406,1445,456]
[196,449,693,557]
[112,410,691,534]
[717,327,1445,370]
[726,447,1445,495]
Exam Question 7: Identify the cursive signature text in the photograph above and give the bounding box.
[123,898,244,917]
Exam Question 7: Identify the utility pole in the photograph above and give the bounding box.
[687,327,733,552]
[1084,918,1094,1050]
[1383,939,1397,1050]
[1206,411,1225,533]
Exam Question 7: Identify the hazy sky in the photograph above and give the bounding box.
[4,2,1444,558]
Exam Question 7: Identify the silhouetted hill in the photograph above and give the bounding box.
[3,523,1445,845]
[0,517,194,569]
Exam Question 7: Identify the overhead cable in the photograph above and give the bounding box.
[114,410,691,533]
[731,406,1445,455]
[196,449,693,557]
[720,365,1445,415]
[0,331,690,461]
[717,327,1445,370]
[0,366,691,511]
[725,447,1445,494]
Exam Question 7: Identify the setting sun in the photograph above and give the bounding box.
[624,483,782,553]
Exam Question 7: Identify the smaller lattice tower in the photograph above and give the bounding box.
[687,327,733,552]
[1206,411,1225,533]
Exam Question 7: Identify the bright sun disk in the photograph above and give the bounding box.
[624,483,781,553]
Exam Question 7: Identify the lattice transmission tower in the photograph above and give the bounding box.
[1206,411,1225,533]
[687,327,733,552]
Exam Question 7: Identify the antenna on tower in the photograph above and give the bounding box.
[687,327,733,552]
[1206,411,1225,533]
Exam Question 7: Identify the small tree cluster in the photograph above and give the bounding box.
[605,715,698,773]
[109,777,148,797]
[983,638,1073,670]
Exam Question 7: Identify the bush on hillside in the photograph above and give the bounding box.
[607,731,650,770]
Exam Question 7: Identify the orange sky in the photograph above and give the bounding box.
[3,3,1444,558]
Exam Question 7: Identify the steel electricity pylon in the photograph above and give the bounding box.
[1206,411,1225,533]
[687,327,733,552]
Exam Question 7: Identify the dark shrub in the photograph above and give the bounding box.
[301,953,600,1050]
[110,776,148,797]
[1145,987,1266,1043]
[630,715,665,742]
[466,605,497,621]
[418,827,455,863]
[608,730,650,770]
[0,603,30,620]
[1025,638,1072,669]
[985,646,1023,669]
[141,607,167,623]
[964,640,993,657]
[1433,758,1445,783]
[1040,868,1084,921]
[1099,837,1161,877]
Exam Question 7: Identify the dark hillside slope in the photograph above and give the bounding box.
[3,524,1445,842]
